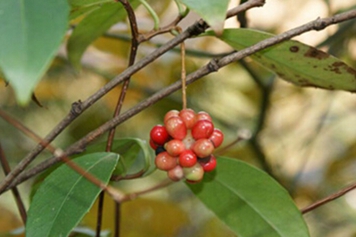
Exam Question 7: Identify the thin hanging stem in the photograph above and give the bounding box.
[102,1,141,237]
[178,27,187,110]
[0,143,27,224]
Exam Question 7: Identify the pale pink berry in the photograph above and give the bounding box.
[165,117,187,140]
[164,110,180,124]
[191,139,215,158]
[165,139,185,157]
[155,152,177,171]
[196,111,212,122]
[179,108,196,129]
[167,165,184,181]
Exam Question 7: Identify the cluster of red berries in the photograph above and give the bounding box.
[149,109,224,183]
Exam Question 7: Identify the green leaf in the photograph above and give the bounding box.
[0,0,69,105]
[69,0,112,20]
[180,0,229,34]
[187,157,310,237]
[69,0,112,7]
[211,28,356,92]
[67,1,140,69]
[82,138,154,177]
[26,152,119,237]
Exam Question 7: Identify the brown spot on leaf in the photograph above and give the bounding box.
[326,62,356,78]
[289,46,299,53]
[304,47,329,60]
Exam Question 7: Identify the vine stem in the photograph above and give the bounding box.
[3,7,356,194]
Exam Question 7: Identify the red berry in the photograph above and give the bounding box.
[209,128,224,148]
[149,139,158,149]
[165,117,187,140]
[179,109,196,129]
[196,111,212,122]
[167,165,184,181]
[191,139,215,158]
[184,163,204,182]
[191,120,214,140]
[150,125,170,145]
[164,110,180,124]
[179,150,197,167]
[155,152,177,171]
[199,155,217,172]
[165,139,185,156]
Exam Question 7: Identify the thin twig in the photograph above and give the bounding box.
[0,0,263,194]
[301,182,356,214]
[99,1,141,236]
[120,179,174,202]
[0,143,27,224]
[4,8,356,193]
[215,129,252,155]
[138,12,185,42]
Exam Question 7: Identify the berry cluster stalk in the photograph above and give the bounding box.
[180,32,187,110]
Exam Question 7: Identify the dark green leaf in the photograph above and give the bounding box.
[67,1,140,69]
[188,157,310,237]
[26,152,119,237]
[212,28,356,92]
[180,0,229,34]
[0,0,69,104]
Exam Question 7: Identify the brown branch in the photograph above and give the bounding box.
[0,143,27,224]
[0,0,263,194]
[301,182,356,214]
[3,7,356,193]
[101,1,140,237]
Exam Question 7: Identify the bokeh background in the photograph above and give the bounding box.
[1,0,356,236]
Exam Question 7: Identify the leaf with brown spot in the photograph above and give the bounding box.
[206,29,356,92]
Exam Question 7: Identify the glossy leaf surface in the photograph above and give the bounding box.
[188,157,310,237]
[26,152,119,237]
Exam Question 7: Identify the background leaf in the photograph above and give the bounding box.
[179,0,229,34]
[0,0,69,105]
[26,152,119,237]
[187,157,310,237]
[69,0,113,20]
[67,1,140,69]
[211,28,356,92]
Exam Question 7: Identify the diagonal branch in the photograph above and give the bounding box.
[4,8,356,193]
